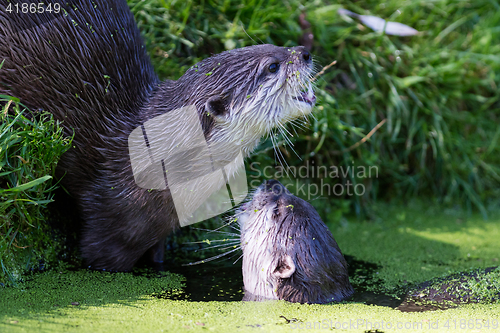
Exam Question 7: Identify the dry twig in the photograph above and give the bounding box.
[331,118,387,155]
[311,60,337,82]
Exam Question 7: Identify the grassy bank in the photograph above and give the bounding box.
[2,0,498,295]
[1,203,499,332]
[330,201,500,292]
[130,0,500,217]
[0,99,71,285]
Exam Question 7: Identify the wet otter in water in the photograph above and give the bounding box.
[0,0,316,270]
[238,180,354,304]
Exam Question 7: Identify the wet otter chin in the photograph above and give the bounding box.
[238,180,354,304]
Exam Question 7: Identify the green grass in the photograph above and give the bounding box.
[328,201,500,293]
[306,0,500,217]
[1,204,500,332]
[0,99,72,285]
[129,0,500,218]
[2,0,499,294]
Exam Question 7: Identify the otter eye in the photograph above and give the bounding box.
[268,63,279,73]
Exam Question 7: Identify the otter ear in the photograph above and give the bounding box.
[273,254,296,279]
[205,96,228,118]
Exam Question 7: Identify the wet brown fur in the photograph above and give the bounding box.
[0,0,312,270]
[240,180,354,304]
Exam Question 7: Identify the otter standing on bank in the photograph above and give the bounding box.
[0,0,316,270]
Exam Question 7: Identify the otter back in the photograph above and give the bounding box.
[0,0,157,140]
[0,0,167,270]
[0,0,318,271]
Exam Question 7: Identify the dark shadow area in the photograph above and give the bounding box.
[152,227,245,301]
[345,255,405,308]
[152,261,244,301]
[154,251,408,306]
[45,186,82,266]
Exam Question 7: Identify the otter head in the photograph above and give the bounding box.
[238,180,354,304]
[171,44,316,158]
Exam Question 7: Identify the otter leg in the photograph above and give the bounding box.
[81,224,165,271]
[134,238,166,271]
[146,238,165,263]
[79,182,177,271]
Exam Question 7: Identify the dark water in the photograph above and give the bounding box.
[155,263,245,301]
[344,256,405,308]
[152,250,499,311]
[153,255,408,308]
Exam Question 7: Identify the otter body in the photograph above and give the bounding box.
[238,180,354,304]
[0,0,316,270]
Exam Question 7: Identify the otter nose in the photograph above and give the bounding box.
[295,46,312,63]
[302,51,311,62]
[265,179,279,189]
[264,179,285,195]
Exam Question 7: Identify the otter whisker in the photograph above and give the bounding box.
[233,253,244,265]
[183,246,241,266]
[288,123,302,142]
[217,244,242,252]
[306,109,317,122]
[276,123,301,161]
[311,58,322,75]
[276,119,295,141]
[194,241,241,252]
[249,140,283,157]
[185,238,239,245]
[215,222,240,233]
[223,213,244,224]
[230,211,247,221]
[189,227,240,237]
[289,118,309,131]
[275,123,295,149]
[213,217,241,232]
[269,130,282,167]
[291,120,309,135]
[270,129,290,170]
[240,23,259,45]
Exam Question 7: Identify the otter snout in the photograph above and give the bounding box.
[302,50,311,62]
[262,179,290,196]
[286,46,312,64]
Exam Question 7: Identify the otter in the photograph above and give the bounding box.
[0,1,316,270]
[238,180,354,304]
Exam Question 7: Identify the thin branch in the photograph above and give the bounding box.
[331,118,387,155]
[3,99,13,115]
[12,243,32,249]
[311,60,337,82]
